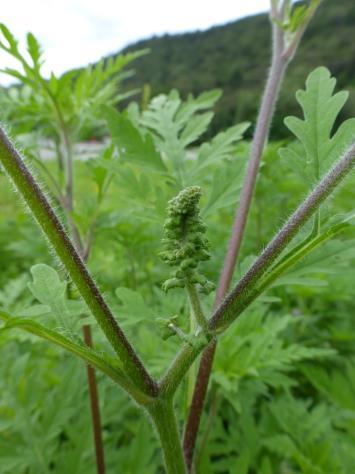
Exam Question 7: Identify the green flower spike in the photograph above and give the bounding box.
[160,186,215,294]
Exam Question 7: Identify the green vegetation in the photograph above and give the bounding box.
[122,0,355,137]
[1,2,355,473]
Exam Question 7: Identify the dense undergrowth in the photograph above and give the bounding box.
[1,131,355,473]
[1,3,355,473]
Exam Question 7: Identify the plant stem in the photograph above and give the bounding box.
[186,292,198,412]
[182,337,216,469]
[0,311,152,404]
[186,284,208,332]
[0,126,157,396]
[83,325,106,474]
[62,127,73,211]
[56,110,105,474]
[221,220,349,320]
[159,343,205,399]
[60,133,84,255]
[182,1,324,466]
[148,398,187,474]
[41,78,84,255]
[32,156,66,205]
[183,5,288,468]
[215,13,286,304]
[178,139,355,467]
[210,140,355,331]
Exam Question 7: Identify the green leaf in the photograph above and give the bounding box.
[215,311,335,389]
[265,396,341,473]
[0,311,150,403]
[0,274,29,311]
[0,68,31,85]
[260,457,274,474]
[27,264,85,329]
[285,0,321,33]
[280,67,355,182]
[114,287,155,328]
[179,111,214,148]
[175,89,222,125]
[232,449,250,474]
[137,89,224,183]
[303,359,355,411]
[0,23,18,54]
[103,106,166,172]
[270,237,355,290]
[86,144,114,199]
[202,159,245,217]
[28,264,66,307]
[193,122,250,175]
[26,32,42,67]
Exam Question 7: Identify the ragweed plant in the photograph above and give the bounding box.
[4,1,355,473]
[160,186,214,295]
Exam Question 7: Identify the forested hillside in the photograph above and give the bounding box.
[121,0,355,136]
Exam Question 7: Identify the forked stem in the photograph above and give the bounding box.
[168,139,355,397]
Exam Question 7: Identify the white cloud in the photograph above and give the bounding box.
[0,0,269,85]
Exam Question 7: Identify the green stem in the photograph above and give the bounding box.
[210,140,355,332]
[148,399,187,474]
[237,221,349,312]
[162,143,355,431]
[0,311,152,405]
[160,343,204,399]
[0,126,157,396]
[40,78,84,255]
[311,210,321,238]
[186,284,208,332]
[32,156,65,204]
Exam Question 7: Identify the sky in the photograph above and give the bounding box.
[0,0,269,86]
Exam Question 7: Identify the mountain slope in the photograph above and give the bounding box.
[121,0,355,137]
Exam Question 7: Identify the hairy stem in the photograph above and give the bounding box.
[0,311,152,404]
[159,343,205,399]
[220,221,349,321]
[148,399,187,474]
[215,10,286,303]
[160,139,355,415]
[260,223,346,289]
[183,2,324,465]
[0,126,157,396]
[183,4,289,467]
[210,140,355,331]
